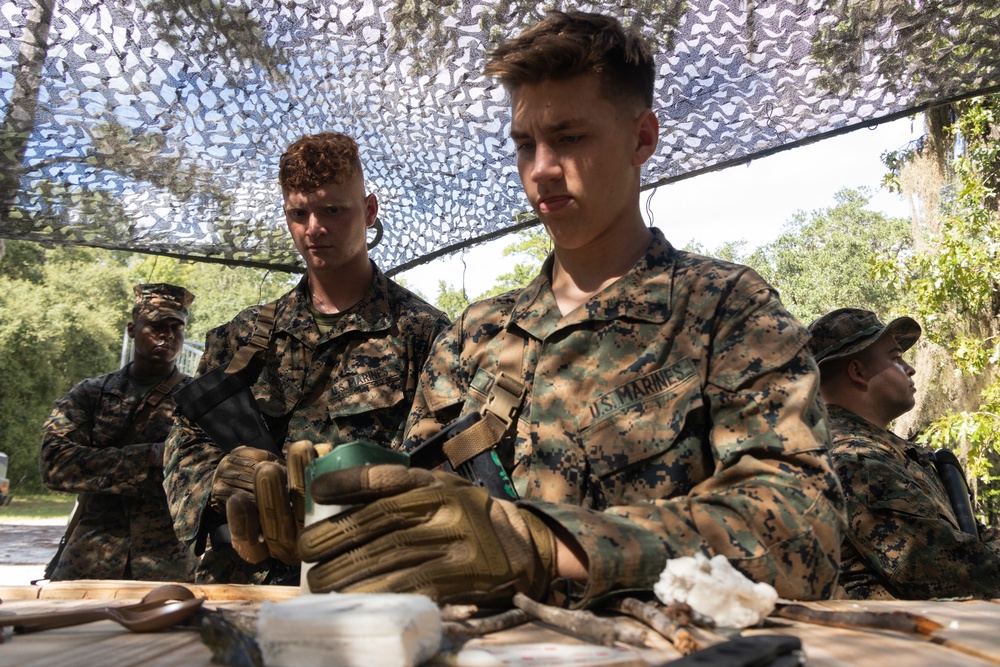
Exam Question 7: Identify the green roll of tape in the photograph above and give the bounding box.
[304,441,409,514]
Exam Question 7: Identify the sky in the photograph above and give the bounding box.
[395,116,923,299]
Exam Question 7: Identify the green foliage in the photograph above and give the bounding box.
[892,99,1000,356]
[708,188,912,325]
[916,388,1000,523]
[480,228,551,298]
[894,94,1000,521]
[434,227,551,316]
[0,241,295,491]
[881,137,927,194]
[684,239,749,264]
[182,263,294,342]
[0,239,45,282]
[435,280,472,321]
[0,492,75,520]
[0,243,130,491]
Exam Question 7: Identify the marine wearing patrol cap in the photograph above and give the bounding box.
[808,308,921,365]
[133,283,195,324]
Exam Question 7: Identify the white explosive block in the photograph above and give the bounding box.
[257,593,442,667]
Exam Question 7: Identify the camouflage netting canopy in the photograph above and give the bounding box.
[2,0,999,274]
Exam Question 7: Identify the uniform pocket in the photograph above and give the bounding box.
[327,360,406,416]
[862,460,958,529]
[579,358,706,498]
[255,354,304,417]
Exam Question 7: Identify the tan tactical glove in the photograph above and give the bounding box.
[210,442,330,565]
[297,464,557,606]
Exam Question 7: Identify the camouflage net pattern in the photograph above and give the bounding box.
[1,0,999,273]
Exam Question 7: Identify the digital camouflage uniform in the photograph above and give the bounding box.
[40,365,196,581]
[829,404,1000,599]
[404,229,845,606]
[164,267,449,583]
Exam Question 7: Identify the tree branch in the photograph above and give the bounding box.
[607,598,701,655]
[511,593,646,647]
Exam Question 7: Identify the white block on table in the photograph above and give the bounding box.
[257,593,442,667]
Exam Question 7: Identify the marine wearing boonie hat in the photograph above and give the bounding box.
[807,308,921,365]
[133,283,195,324]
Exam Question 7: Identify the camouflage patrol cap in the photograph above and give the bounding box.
[133,283,195,324]
[807,308,921,365]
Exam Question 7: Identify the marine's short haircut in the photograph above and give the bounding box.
[483,10,655,111]
[279,132,363,192]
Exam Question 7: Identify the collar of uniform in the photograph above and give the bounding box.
[341,262,394,333]
[277,263,393,341]
[827,404,915,458]
[506,228,673,339]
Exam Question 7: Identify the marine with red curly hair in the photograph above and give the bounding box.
[164,132,449,584]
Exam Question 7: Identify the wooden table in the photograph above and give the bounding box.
[2,581,1000,666]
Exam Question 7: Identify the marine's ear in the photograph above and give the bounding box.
[632,109,659,167]
[846,357,869,389]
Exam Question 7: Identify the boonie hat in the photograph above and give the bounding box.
[807,308,921,365]
[133,283,195,324]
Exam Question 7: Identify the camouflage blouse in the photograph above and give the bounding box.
[164,266,449,582]
[404,229,845,606]
[41,365,195,581]
[829,404,1000,599]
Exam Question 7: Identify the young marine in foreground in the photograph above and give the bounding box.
[294,11,846,607]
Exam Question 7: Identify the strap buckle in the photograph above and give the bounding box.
[226,302,277,374]
[484,371,526,427]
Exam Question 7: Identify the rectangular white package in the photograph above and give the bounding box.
[257,593,442,667]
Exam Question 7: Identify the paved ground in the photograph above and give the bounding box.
[0,519,65,586]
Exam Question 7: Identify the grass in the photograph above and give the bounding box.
[0,492,75,521]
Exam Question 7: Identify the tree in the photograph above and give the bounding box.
[684,239,750,265]
[0,242,132,491]
[433,227,551,317]
[0,240,294,492]
[690,188,912,325]
[882,95,1000,523]
[435,281,472,322]
[749,188,912,325]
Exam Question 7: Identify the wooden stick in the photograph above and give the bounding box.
[608,597,701,655]
[511,593,646,647]
[775,604,1000,666]
[442,608,530,637]
[774,603,943,635]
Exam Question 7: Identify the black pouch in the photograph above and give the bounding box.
[175,354,281,456]
[933,448,978,536]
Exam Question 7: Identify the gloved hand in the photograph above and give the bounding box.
[210,445,282,514]
[297,464,557,605]
[210,442,330,565]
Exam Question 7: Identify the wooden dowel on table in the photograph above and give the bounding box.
[511,593,647,647]
[608,597,701,655]
[774,604,943,635]
[442,608,531,638]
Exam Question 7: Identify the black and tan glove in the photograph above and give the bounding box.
[210,441,330,565]
[297,464,557,605]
